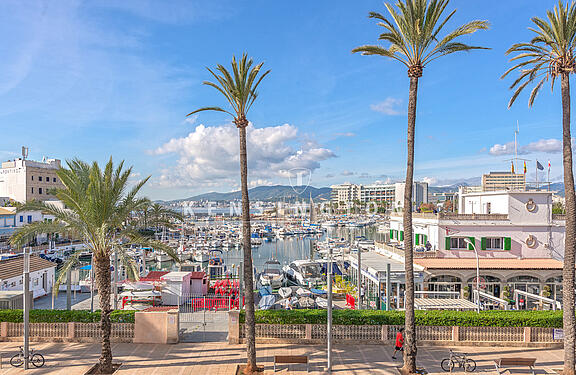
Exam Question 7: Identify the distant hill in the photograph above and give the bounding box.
[171,185,332,203]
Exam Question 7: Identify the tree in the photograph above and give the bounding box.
[187,53,269,373]
[502,2,576,372]
[11,158,177,373]
[352,1,488,371]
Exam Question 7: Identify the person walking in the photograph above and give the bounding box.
[392,328,404,359]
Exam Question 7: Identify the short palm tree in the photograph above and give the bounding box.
[502,2,576,372]
[148,202,184,236]
[11,158,177,373]
[352,0,489,371]
[187,53,269,373]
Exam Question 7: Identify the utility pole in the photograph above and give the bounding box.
[357,247,362,310]
[113,251,118,310]
[23,247,30,370]
[327,245,333,373]
[386,263,391,311]
[66,267,72,310]
[90,256,94,313]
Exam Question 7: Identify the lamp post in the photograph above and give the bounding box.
[327,245,333,373]
[23,247,30,370]
[464,238,480,313]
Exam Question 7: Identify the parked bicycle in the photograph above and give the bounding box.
[10,346,45,368]
[441,349,476,372]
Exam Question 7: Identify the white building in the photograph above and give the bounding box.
[0,157,64,203]
[386,188,565,305]
[0,255,57,298]
[331,181,428,209]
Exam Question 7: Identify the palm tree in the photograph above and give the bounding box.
[502,2,576,372]
[187,53,269,373]
[352,1,488,371]
[11,158,177,373]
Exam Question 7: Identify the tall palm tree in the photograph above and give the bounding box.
[11,158,177,373]
[187,53,270,373]
[502,2,576,372]
[352,1,488,371]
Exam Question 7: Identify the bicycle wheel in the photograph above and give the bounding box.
[441,359,454,372]
[31,353,45,368]
[464,359,476,372]
[10,354,24,367]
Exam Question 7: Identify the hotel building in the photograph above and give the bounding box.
[330,182,428,210]
[482,171,526,192]
[0,157,64,203]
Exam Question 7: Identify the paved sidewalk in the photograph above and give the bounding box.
[0,342,564,374]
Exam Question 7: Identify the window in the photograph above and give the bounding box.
[481,237,511,250]
[38,188,42,194]
[27,215,32,224]
[449,237,470,250]
[39,176,42,181]
[31,176,34,181]
[31,187,34,194]
[46,176,49,181]
[53,177,56,182]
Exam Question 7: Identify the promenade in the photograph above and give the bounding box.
[0,341,563,374]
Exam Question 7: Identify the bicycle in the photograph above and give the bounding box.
[441,349,476,372]
[10,346,45,368]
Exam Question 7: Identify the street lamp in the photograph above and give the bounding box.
[463,238,480,313]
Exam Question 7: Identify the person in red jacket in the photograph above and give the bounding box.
[392,328,404,359]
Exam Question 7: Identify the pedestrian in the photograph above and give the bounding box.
[360,283,365,304]
[392,328,404,359]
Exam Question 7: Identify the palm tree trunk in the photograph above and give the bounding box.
[238,126,257,372]
[561,72,576,375]
[402,76,418,374]
[94,253,113,373]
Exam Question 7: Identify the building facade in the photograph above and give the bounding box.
[0,157,64,202]
[331,181,428,209]
[386,189,565,306]
[482,171,526,191]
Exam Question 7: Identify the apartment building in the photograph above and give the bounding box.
[330,181,428,209]
[482,171,526,192]
[0,157,64,202]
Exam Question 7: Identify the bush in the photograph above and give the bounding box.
[240,310,562,328]
[0,310,135,323]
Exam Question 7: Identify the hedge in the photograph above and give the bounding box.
[240,310,563,328]
[0,310,135,323]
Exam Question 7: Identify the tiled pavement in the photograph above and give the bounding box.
[0,341,564,374]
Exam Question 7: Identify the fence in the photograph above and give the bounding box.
[0,322,134,343]
[230,316,561,347]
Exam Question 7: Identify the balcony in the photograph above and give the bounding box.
[552,213,566,221]
[376,241,438,258]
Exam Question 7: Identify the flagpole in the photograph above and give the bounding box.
[536,162,538,190]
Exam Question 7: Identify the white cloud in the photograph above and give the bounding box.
[489,138,565,156]
[334,132,355,137]
[370,97,403,116]
[151,123,336,188]
[341,170,355,176]
[421,176,438,185]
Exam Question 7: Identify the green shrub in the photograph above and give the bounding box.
[0,310,135,323]
[240,310,562,328]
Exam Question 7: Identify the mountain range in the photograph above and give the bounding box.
[163,180,567,203]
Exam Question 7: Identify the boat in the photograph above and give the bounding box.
[258,259,285,289]
[258,294,276,310]
[155,253,171,262]
[278,287,292,299]
[207,249,227,279]
[193,251,209,263]
[283,260,323,287]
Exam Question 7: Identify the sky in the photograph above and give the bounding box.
[0,0,571,200]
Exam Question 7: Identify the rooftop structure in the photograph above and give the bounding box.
[0,154,64,202]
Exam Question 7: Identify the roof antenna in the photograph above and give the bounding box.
[21,146,28,160]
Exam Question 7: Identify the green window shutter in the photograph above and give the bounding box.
[423,235,427,243]
[445,237,451,250]
[468,237,475,250]
[400,231,404,241]
[481,237,487,251]
[415,234,420,245]
[390,229,394,239]
[504,237,512,250]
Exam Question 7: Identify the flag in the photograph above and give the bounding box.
[523,161,527,174]
[511,161,515,174]
[548,160,551,170]
[537,161,544,171]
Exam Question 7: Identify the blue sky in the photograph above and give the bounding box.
[0,0,569,200]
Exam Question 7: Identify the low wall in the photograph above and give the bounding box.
[228,312,561,348]
[0,322,134,343]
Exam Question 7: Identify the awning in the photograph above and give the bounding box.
[414,297,478,311]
